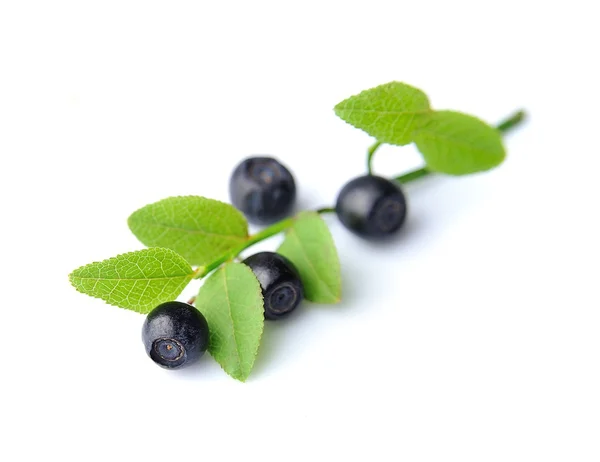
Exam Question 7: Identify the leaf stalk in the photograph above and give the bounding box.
[366,140,383,174]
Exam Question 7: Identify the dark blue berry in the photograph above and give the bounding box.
[243,252,304,320]
[229,157,296,225]
[335,174,407,240]
[142,301,209,369]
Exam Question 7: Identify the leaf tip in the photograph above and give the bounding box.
[233,373,248,383]
[67,271,79,292]
[67,265,85,288]
[126,212,136,230]
[333,99,345,114]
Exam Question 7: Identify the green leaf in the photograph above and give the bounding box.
[195,262,264,382]
[413,110,506,175]
[128,196,249,266]
[334,81,431,146]
[69,248,194,313]
[278,211,341,304]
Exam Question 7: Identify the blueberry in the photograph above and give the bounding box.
[142,301,209,369]
[243,252,304,320]
[229,157,296,224]
[335,174,407,239]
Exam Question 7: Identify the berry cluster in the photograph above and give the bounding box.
[143,157,407,369]
[69,81,525,380]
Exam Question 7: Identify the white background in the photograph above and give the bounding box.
[1,1,599,461]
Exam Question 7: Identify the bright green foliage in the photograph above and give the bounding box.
[195,262,264,382]
[413,111,506,175]
[278,211,341,304]
[69,248,194,313]
[67,80,522,383]
[334,81,431,146]
[128,196,248,266]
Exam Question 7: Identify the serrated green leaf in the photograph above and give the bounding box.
[334,81,431,146]
[128,196,249,266]
[278,211,341,304]
[195,262,264,382]
[69,248,194,313]
[413,110,506,175]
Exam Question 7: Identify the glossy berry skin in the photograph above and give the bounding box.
[142,301,209,370]
[243,252,304,320]
[335,174,407,240]
[229,156,296,225]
